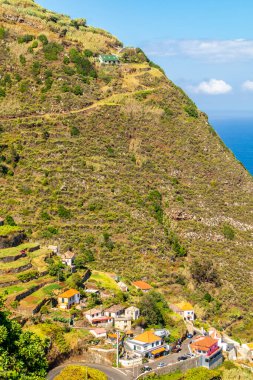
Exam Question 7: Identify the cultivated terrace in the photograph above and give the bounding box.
[0,1,253,378]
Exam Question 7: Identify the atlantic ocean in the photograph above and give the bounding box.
[210,117,253,176]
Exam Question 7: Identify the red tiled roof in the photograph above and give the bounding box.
[132,281,152,290]
[190,336,218,351]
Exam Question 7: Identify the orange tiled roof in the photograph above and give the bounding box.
[175,301,194,311]
[134,331,160,344]
[132,281,152,290]
[190,336,218,351]
[59,288,79,298]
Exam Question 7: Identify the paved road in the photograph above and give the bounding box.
[47,362,129,380]
[133,338,192,378]
[47,339,192,380]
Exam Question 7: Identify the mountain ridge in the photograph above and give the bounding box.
[0,0,253,339]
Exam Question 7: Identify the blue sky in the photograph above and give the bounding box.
[37,0,253,118]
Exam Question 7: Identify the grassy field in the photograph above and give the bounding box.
[19,283,61,307]
[0,225,23,236]
[0,257,30,270]
[89,271,119,291]
[0,243,39,258]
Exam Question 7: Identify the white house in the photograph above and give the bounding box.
[89,328,107,339]
[61,250,76,267]
[125,306,140,321]
[58,289,80,310]
[85,307,104,324]
[126,331,165,358]
[114,316,132,331]
[170,302,195,321]
[104,304,125,318]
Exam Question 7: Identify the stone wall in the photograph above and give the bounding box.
[140,357,201,378]
[0,262,32,274]
[0,232,26,249]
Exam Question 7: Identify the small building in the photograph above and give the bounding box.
[58,289,80,310]
[114,316,132,331]
[126,330,165,358]
[89,328,107,339]
[170,301,195,321]
[61,250,76,267]
[48,245,59,255]
[118,281,128,292]
[98,54,120,65]
[0,217,4,226]
[132,281,152,293]
[208,327,222,347]
[84,307,104,324]
[104,304,126,318]
[92,316,114,327]
[125,306,140,321]
[190,336,223,369]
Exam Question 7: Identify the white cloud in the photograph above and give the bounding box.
[242,80,253,91]
[143,39,253,63]
[190,79,232,95]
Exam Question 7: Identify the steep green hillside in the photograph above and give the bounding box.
[0,0,252,338]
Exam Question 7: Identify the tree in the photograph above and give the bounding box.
[0,297,48,379]
[190,259,220,286]
[66,273,83,289]
[138,291,166,327]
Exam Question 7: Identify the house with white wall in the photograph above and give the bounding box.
[125,306,140,320]
[126,331,166,358]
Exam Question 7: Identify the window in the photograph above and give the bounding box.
[62,298,64,303]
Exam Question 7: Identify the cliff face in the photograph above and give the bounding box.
[0,0,253,337]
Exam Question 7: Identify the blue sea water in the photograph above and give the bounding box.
[210,118,253,176]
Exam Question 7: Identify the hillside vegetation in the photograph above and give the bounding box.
[0,0,253,338]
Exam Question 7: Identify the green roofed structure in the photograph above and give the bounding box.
[99,54,120,65]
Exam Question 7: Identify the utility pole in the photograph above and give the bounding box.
[116,331,120,368]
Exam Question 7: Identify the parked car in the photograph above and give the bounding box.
[177,355,188,361]
[157,362,166,368]
[187,333,193,339]
[171,346,181,353]
[186,353,194,358]
[141,366,152,373]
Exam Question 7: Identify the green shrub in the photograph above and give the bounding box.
[54,365,107,380]
[31,61,41,76]
[184,104,198,118]
[5,215,16,226]
[0,87,6,98]
[223,224,235,240]
[70,126,80,136]
[58,205,71,219]
[31,40,38,49]
[43,42,63,61]
[19,81,29,93]
[18,34,35,44]
[19,55,26,66]
[63,66,75,76]
[38,34,48,45]
[18,271,39,282]
[84,49,93,57]
[72,85,83,95]
[42,77,54,93]
[0,27,6,40]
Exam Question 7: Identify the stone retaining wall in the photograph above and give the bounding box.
[0,232,26,249]
[0,262,32,274]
